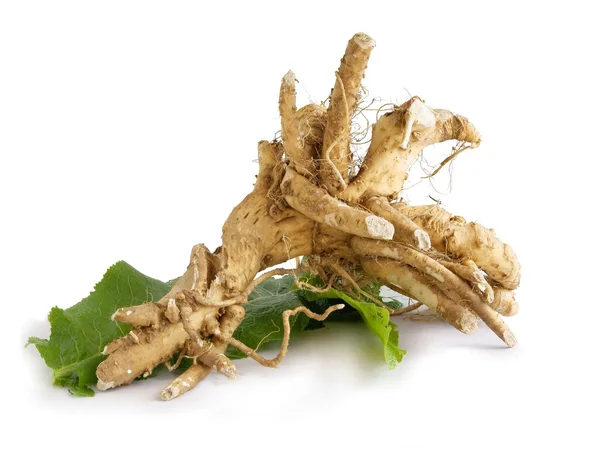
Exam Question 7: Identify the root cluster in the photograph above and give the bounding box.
[96,32,521,399]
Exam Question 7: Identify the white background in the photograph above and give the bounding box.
[2,1,598,449]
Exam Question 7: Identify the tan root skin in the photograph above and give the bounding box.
[96,32,521,399]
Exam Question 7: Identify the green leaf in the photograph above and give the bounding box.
[27,261,172,396]
[226,275,311,359]
[295,274,406,368]
[339,292,406,368]
[68,385,96,397]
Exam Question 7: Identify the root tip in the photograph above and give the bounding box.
[220,364,238,380]
[160,386,180,401]
[365,215,395,240]
[503,330,517,348]
[96,378,115,391]
[283,70,296,85]
[474,270,486,283]
[413,229,431,251]
[352,32,376,49]
[461,316,479,334]
[165,297,181,323]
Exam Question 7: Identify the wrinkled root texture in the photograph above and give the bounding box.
[96,32,521,399]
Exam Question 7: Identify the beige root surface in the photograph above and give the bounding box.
[96,32,522,399]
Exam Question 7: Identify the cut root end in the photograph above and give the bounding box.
[413,229,431,251]
[352,32,376,50]
[160,386,180,401]
[96,378,115,391]
[365,215,394,240]
[503,330,517,348]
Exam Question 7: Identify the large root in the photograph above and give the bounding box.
[320,32,375,195]
[96,32,521,399]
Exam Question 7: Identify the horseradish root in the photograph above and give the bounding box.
[31,32,521,399]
